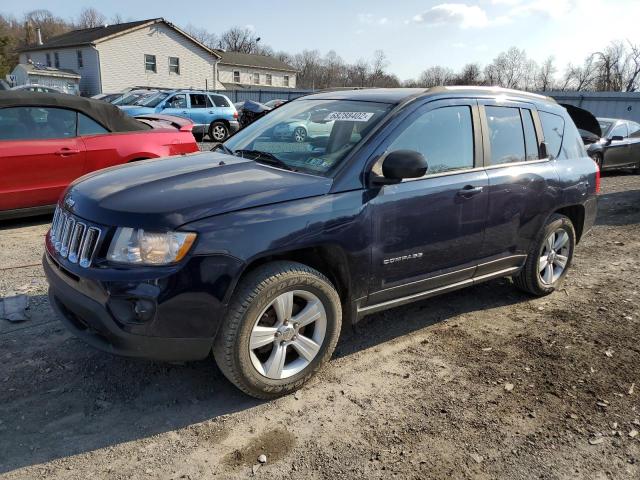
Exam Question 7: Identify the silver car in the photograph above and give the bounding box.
[273,112,334,142]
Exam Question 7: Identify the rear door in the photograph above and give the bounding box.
[188,93,213,131]
[476,101,559,274]
[628,121,640,164]
[0,106,86,211]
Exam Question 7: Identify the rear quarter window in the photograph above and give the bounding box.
[539,111,585,160]
[210,95,230,107]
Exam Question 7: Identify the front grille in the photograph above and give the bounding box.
[50,207,102,268]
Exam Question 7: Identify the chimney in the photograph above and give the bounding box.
[36,27,43,46]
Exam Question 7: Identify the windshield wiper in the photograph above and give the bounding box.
[211,143,235,156]
[234,149,297,172]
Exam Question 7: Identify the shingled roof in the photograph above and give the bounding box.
[215,50,297,73]
[18,18,219,57]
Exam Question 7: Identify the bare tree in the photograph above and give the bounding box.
[217,27,262,54]
[624,42,640,91]
[23,10,68,42]
[369,50,388,87]
[418,66,454,87]
[183,24,218,50]
[535,56,556,91]
[561,56,598,91]
[76,7,106,29]
[453,63,483,85]
[484,47,534,89]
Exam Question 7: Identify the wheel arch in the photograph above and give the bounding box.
[554,204,585,243]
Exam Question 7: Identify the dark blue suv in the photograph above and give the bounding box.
[44,87,598,398]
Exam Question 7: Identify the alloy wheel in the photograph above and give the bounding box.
[293,127,307,143]
[212,125,227,141]
[249,290,327,379]
[538,229,570,285]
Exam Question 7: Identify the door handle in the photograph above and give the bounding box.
[457,185,484,198]
[55,148,81,156]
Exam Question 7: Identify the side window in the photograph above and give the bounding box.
[629,122,640,138]
[0,107,76,140]
[561,119,587,159]
[521,109,539,161]
[233,71,240,83]
[189,94,209,108]
[78,113,108,135]
[166,94,187,109]
[388,105,474,175]
[610,123,628,139]
[210,95,230,107]
[485,106,525,165]
[539,111,565,159]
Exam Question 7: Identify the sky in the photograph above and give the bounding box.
[3,0,640,80]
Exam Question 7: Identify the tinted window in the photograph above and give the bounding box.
[210,95,230,107]
[610,122,628,139]
[78,113,108,135]
[189,94,211,108]
[539,111,565,159]
[0,107,76,140]
[521,109,539,160]
[485,106,525,165]
[629,122,640,138]
[561,119,587,159]
[388,105,474,175]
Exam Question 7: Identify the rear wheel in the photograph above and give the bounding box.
[513,214,576,296]
[213,261,342,399]
[209,121,229,142]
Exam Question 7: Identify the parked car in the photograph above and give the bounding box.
[119,90,239,141]
[0,92,199,219]
[273,110,334,142]
[44,87,598,399]
[264,99,288,108]
[584,117,640,172]
[236,100,272,129]
[112,89,160,106]
[10,84,66,94]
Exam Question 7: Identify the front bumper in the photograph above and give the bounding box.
[43,251,221,362]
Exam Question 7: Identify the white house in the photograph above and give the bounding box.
[10,63,81,94]
[18,18,297,96]
[215,50,297,90]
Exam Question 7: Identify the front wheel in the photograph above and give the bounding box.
[209,121,229,142]
[513,214,576,296]
[293,126,307,143]
[213,261,342,399]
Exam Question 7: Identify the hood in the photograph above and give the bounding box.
[63,152,332,230]
[119,106,156,117]
[560,103,602,137]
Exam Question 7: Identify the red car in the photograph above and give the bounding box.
[0,92,199,219]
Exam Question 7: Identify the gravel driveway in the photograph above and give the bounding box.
[0,172,639,479]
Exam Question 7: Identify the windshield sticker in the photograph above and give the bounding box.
[324,111,375,122]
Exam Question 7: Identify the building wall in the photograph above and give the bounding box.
[96,23,216,94]
[217,64,296,89]
[547,91,640,123]
[19,47,100,95]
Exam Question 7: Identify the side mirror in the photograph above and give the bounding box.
[374,150,428,185]
[611,135,624,142]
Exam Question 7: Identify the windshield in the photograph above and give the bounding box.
[598,120,614,135]
[138,92,170,107]
[224,99,392,176]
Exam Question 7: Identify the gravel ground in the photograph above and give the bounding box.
[0,172,639,479]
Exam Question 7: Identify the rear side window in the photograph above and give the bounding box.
[209,95,230,107]
[189,94,212,108]
[0,107,76,140]
[388,105,474,175]
[485,106,525,165]
[610,122,628,139]
[629,122,640,138]
[78,113,109,135]
[539,111,565,159]
[521,109,539,161]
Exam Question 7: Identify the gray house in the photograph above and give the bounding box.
[215,50,297,90]
[18,18,297,96]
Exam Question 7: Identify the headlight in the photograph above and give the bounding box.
[107,227,197,265]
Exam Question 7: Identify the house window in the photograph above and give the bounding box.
[77,50,83,68]
[253,72,260,84]
[266,74,272,86]
[45,53,51,67]
[283,75,290,87]
[54,52,60,68]
[145,54,157,73]
[169,56,180,74]
[233,71,240,83]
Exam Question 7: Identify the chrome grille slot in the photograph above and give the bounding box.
[49,206,102,268]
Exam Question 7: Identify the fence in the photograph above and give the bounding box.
[211,89,313,103]
[546,91,640,123]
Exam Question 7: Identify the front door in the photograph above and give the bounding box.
[161,93,189,119]
[605,122,631,168]
[367,99,489,306]
[0,106,86,211]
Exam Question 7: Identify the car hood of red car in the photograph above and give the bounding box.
[62,152,333,230]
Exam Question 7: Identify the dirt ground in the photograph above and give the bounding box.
[0,172,639,480]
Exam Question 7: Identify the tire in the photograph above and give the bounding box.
[209,121,229,142]
[513,214,576,296]
[213,261,342,399]
[293,126,307,143]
